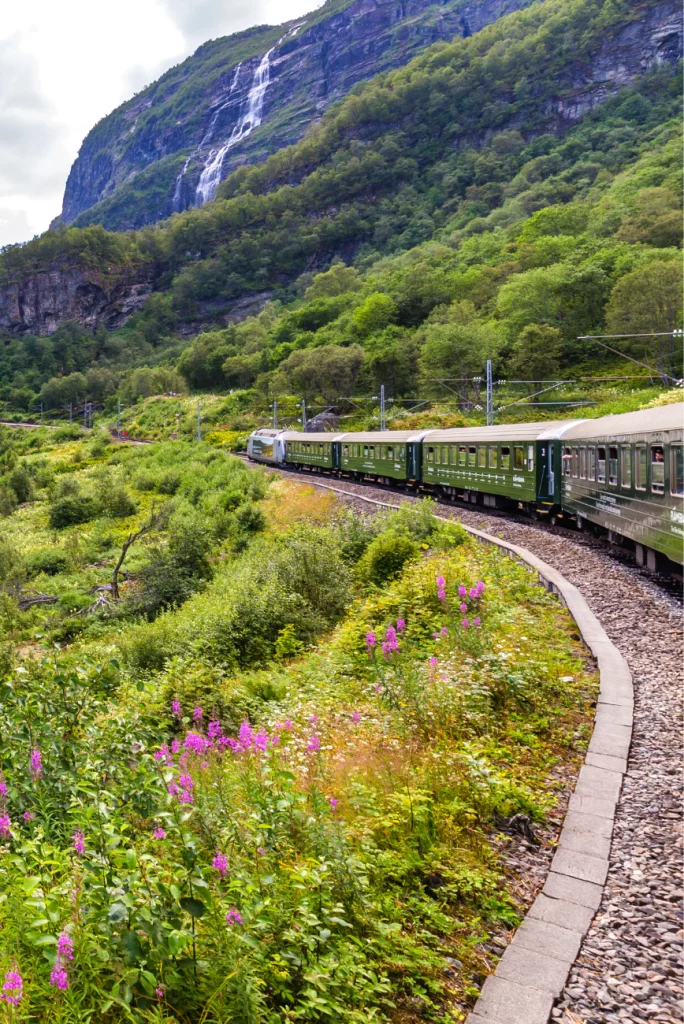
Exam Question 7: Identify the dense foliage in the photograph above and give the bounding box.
[0,433,596,1021]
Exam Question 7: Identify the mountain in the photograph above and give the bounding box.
[0,0,681,343]
[56,0,537,231]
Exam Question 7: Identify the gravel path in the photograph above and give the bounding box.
[263,466,684,1024]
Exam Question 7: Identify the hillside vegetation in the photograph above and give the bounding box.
[0,430,596,1021]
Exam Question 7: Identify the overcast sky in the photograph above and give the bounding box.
[0,0,322,248]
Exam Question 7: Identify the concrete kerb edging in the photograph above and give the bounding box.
[271,479,632,1024]
[456,525,633,1023]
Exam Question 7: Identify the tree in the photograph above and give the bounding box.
[417,301,500,400]
[352,293,398,337]
[505,324,564,400]
[304,264,361,300]
[605,260,683,380]
[280,345,365,402]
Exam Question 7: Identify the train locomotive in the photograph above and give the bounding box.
[247,403,684,569]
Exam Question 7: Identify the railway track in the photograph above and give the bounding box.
[240,455,683,1023]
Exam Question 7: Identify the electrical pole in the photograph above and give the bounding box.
[177,401,181,439]
[69,401,73,425]
[84,401,88,429]
[272,400,277,429]
[380,384,386,431]
[486,360,494,426]
[40,401,43,425]
[301,398,307,430]
[196,400,201,442]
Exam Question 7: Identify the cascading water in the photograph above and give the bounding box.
[195,23,304,207]
[172,63,242,211]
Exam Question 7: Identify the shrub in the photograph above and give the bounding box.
[49,494,98,528]
[357,531,420,586]
[158,470,181,494]
[132,470,158,491]
[0,486,17,518]
[0,541,25,584]
[53,424,84,441]
[25,549,69,576]
[101,486,137,518]
[7,466,33,504]
[234,501,266,536]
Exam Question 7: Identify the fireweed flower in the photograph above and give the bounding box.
[171,699,182,719]
[0,812,11,837]
[396,618,406,632]
[23,811,35,822]
[0,775,7,799]
[351,711,360,723]
[440,626,448,637]
[183,732,209,755]
[469,587,479,600]
[429,657,438,666]
[461,619,469,629]
[207,720,223,740]
[238,720,254,750]
[307,734,321,753]
[30,747,43,779]
[192,706,203,723]
[365,631,376,651]
[458,585,467,597]
[57,933,74,962]
[473,617,481,627]
[329,797,338,809]
[225,908,243,926]
[72,831,85,855]
[460,603,468,613]
[212,852,229,876]
[1,970,22,1005]
[153,827,166,840]
[308,715,318,724]
[156,986,165,998]
[253,730,269,752]
[49,963,69,990]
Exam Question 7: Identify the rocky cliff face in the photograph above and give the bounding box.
[58,0,537,231]
[0,267,153,336]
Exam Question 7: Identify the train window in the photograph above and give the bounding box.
[387,446,394,460]
[489,447,498,469]
[597,447,606,483]
[343,445,349,456]
[579,448,586,479]
[587,448,596,480]
[527,445,534,472]
[620,448,632,488]
[671,445,683,496]
[426,447,434,463]
[440,446,447,465]
[651,446,665,494]
[572,448,579,477]
[562,447,572,476]
[478,447,487,468]
[468,446,477,467]
[501,447,511,470]
[400,447,405,460]
[635,447,647,489]
[459,447,466,466]
[447,447,455,465]
[514,446,524,470]
[608,447,618,485]
[363,446,369,457]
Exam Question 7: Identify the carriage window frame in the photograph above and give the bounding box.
[620,447,632,488]
[426,447,434,463]
[587,448,596,481]
[579,447,586,479]
[671,444,683,496]
[458,446,466,467]
[488,447,498,469]
[343,445,349,456]
[527,445,534,472]
[363,446,369,458]
[478,446,487,468]
[442,446,449,465]
[572,448,579,477]
[514,446,525,471]
[634,446,647,490]
[435,447,441,465]
[608,446,618,486]
[387,445,394,460]
[468,446,477,467]
[449,447,457,466]
[501,446,511,470]
[597,447,606,483]
[562,447,572,477]
[651,445,665,494]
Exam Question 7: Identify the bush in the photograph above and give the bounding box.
[234,502,266,536]
[49,494,98,529]
[101,486,137,518]
[158,471,181,495]
[26,549,69,576]
[0,486,17,518]
[0,541,25,584]
[357,531,420,586]
[132,470,158,492]
[7,466,33,504]
[53,425,84,441]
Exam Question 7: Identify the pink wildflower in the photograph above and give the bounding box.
[365,631,376,651]
[473,617,481,627]
[30,747,43,779]
[460,603,467,613]
[72,831,85,855]
[440,626,448,637]
[0,775,7,799]
[253,730,269,752]
[307,734,321,753]
[171,699,182,719]
[351,711,360,724]
[183,732,208,754]
[461,618,469,629]
[207,720,223,740]
[238,720,254,749]
[257,846,267,856]
[0,812,11,837]
[469,587,479,600]
[49,963,69,990]
[23,811,35,822]
[156,987,165,999]
[153,827,166,840]
[212,852,229,876]
[458,585,467,597]
[329,797,338,810]
[396,618,406,632]
[1,970,22,1005]
[429,657,438,666]
[192,706,203,722]
[57,933,74,962]
[225,908,243,926]
[282,719,293,730]
[308,715,318,724]
[374,683,382,693]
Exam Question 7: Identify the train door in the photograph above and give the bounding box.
[407,443,420,481]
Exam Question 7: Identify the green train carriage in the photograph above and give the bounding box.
[559,404,683,568]
[281,432,343,471]
[337,431,433,484]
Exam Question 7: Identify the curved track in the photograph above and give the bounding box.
[250,460,683,1024]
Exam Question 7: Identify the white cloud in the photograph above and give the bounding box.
[0,0,323,247]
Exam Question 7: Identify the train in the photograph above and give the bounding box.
[246,403,684,569]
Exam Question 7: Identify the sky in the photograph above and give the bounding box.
[0,0,322,248]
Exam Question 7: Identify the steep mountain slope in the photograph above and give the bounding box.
[1,0,681,341]
[58,0,536,230]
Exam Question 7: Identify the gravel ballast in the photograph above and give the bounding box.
[263,466,683,1024]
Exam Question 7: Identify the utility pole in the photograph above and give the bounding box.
[40,401,43,425]
[84,401,88,429]
[196,399,201,442]
[380,384,386,431]
[301,398,307,430]
[117,400,122,439]
[486,360,494,426]
[176,401,181,439]
[272,400,277,429]
[69,401,73,425]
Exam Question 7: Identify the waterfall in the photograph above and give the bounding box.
[172,63,242,211]
[195,23,305,207]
